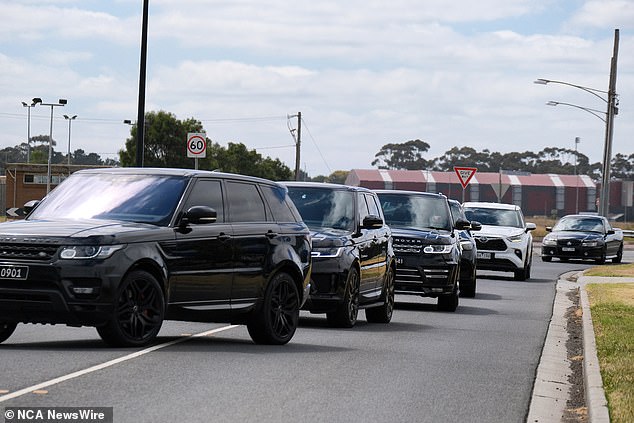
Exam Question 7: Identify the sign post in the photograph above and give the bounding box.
[187,133,207,170]
[454,166,477,202]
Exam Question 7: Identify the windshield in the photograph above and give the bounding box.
[287,187,355,231]
[378,193,451,231]
[28,172,189,226]
[464,207,523,228]
[553,216,604,233]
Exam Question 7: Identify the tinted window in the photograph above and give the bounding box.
[226,182,266,222]
[287,187,355,231]
[261,185,297,222]
[184,179,224,223]
[364,194,381,218]
[449,202,465,225]
[553,216,604,233]
[27,173,188,226]
[379,193,450,230]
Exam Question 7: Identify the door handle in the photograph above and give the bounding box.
[218,233,231,241]
[266,231,278,239]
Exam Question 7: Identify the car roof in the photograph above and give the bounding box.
[282,181,373,193]
[373,189,446,199]
[74,167,281,186]
[462,201,520,211]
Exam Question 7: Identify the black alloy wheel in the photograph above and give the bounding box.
[366,266,395,323]
[247,272,299,345]
[327,267,360,328]
[0,321,18,344]
[97,270,165,347]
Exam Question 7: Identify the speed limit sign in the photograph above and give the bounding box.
[187,133,207,158]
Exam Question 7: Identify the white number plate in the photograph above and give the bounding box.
[395,257,404,265]
[0,265,29,280]
[477,252,492,260]
[562,247,575,252]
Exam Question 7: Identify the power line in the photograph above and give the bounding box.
[299,117,332,175]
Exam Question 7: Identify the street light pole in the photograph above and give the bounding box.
[32,98,67,194]
[574,137,580,214]
[63,114,77,168]
[21,101,35,163]
[534,28,619,218]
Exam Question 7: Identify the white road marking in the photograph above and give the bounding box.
[0,325,240,403]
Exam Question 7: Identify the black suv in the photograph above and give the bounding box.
[376,190,471,312]
[448,199,481,298]
[0,168,311,347]
[284,182,395,327]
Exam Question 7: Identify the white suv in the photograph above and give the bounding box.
[462,202,536,281]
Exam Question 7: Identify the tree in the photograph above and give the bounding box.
[119,110,293,180]
[371,139,430,170]
[309,170,349,184]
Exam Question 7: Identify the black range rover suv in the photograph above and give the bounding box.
[284,182,395,328]
[376,190,471,312]
[0,168,311,347]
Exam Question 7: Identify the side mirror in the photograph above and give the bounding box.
[606,229,615,235]
[545,226,552,232]
[454,218,471,231]
[362,214,383,229]
[23,200,40,216]
[469,220,482,231]
[526,222,537,232]
[180,206,217,226]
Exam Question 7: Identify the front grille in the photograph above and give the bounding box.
[393,237,423,254]
[557,239,582,247]
[474,237,507,251]
[0,243,59,261]
[395,266,450,284]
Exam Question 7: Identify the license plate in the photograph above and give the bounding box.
[477,252,492,260]
[0,265,29,280]
[395,257,404,265]
[562,247,575,252]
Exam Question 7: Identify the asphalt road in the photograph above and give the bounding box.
[1,250,624,423]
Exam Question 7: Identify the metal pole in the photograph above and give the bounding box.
[136,0,149,167]
[575,137,579,214]
[599,29,619,218]
[47,104,54,194]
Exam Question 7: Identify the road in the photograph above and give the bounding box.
[1,251,628,423]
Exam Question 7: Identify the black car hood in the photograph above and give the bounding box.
[309,227,352,248]
[0,218,168,243]
[549,231,603,241]
[390,227,453,244]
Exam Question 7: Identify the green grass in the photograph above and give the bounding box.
[586,283,634,423]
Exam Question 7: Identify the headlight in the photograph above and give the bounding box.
[542,237,557,246]
[582,240,600,247]
[423,245,454,254]
[460,241,473,251]
[60,245,125,260]
[311,247,344,258]
[508,234,524,243]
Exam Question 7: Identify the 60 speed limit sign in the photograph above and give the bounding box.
[187,133,207,158]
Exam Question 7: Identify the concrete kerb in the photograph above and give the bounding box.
[577,275,634,423]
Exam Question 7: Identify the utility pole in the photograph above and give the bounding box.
[288,112,302,180]
[599,29,619,218]
[136,0,149,167]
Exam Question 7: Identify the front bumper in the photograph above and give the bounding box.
[541,245,604,260]
[394,253,459,297]
[475,238,527,272]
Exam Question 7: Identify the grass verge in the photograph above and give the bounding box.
[586,282,634,423]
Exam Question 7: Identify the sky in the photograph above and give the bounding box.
[0,0,633,177]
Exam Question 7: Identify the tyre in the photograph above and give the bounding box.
[613,245,623,263]
[437,286,459,312]
[97,270,165,347]
[247,272,299,345]
[0,321,18,344]
[514,261,531,281]
[595,251,606,264]
[459,267,477,298]
[541,256,552,262]
[366,266,395,323]
[327,267,360,328]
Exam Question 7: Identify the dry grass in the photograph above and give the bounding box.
[585,264,634,278]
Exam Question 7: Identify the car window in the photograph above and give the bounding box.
[449,202,464,225]
[27,173,188,226]
[364,193,381,218]
[463,207,522,228]
[379,193,450,230]
[287,187,355,231]
[226,182,266,222]
[261,185,298,222]
[183,179,225,223]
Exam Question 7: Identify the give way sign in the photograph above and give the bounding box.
[454,166,477,189]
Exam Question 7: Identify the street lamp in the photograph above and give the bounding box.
[545,101,607,122]
[21,101,36,163]
[63,114,77,167]
[32,98,67,194]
